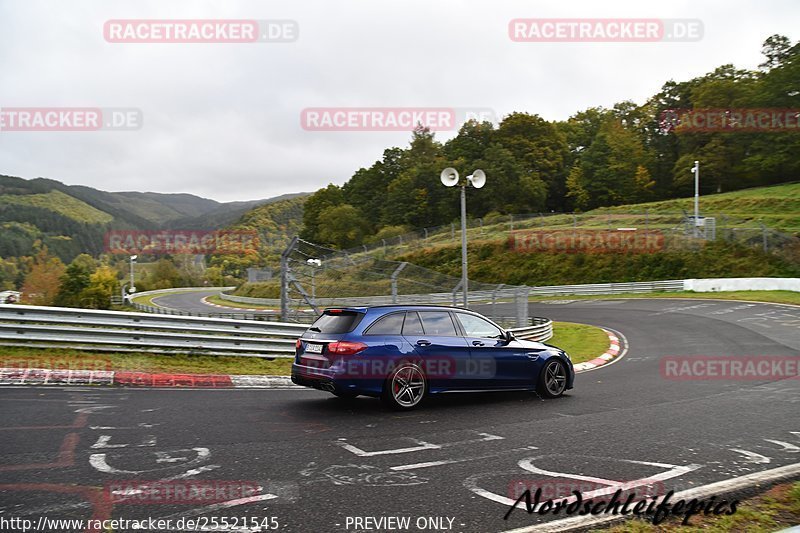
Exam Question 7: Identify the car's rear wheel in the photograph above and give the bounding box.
[382,362,426,410]
[536,359,567,398]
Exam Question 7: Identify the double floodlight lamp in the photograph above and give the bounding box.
[440,167,486,189]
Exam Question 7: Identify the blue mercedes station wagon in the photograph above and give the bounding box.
[290,305,575,409]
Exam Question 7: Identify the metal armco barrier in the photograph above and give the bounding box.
[0,304,306,358]
[220,279,686,308]
[509,317,554,342]
[0,304,552,356]
[527,279,684,296]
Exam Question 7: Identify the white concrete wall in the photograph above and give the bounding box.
[684,278,800,292]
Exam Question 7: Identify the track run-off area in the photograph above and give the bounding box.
[1,297,799,532]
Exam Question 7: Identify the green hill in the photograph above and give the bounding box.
[0,174,308,262]
[0,189,113,224]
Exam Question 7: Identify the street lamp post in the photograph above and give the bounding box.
[440,168,486,307]
[307,258,322,308]
[128,255,138,299]
[691,160,700,237]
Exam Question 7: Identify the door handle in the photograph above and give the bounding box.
[416,340,431,347]
[472,340,485,346]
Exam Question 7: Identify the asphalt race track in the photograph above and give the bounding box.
[148,289,239,314]
[1,297,799,532]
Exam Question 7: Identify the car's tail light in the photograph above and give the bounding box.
[295,338,302,350]
[327,341,367,355]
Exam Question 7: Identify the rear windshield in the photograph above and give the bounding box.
[308,310,363,334]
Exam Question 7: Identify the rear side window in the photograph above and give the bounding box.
[402,311,425,335]
[365,312,405,335]
[418,311,458,336]
[308,310,363,334]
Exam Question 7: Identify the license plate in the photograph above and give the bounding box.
[305,343,323,354]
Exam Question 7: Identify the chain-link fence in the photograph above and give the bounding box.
[279,237,531,327]
[331,211,800,259]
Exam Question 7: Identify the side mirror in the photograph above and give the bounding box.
[504,330,515,343]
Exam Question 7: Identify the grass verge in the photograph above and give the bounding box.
[530,290,800,307]
[0,346,293,376]
[549,322,610,364]
[593,480,800,532]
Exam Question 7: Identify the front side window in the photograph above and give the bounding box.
[456,313,503,338]
[418,311,458,336]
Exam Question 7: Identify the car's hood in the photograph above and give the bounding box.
[511,338,552,350]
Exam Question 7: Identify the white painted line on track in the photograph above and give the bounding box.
[390,460,459,471]
[336,439,441,457]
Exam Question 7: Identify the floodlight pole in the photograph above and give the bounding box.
[460,185,468,308]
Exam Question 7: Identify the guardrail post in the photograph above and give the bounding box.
[452,279,463,307]
[514,286,531,328]
[491,283,505,322]
[451,223,455,240]
[510,214,514,231]
[280,236,297,322]
[390,262,408,304]
[423,227,428,240]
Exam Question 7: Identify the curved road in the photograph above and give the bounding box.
[1,298,799,532]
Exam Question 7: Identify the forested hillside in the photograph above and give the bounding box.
[300,34,799,248]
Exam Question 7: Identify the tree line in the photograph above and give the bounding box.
[301,35,799,248]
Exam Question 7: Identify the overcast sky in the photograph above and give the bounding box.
[0,0,797,202]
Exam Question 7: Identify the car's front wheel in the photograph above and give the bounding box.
[382,362,427,410]
[536,359,567,398]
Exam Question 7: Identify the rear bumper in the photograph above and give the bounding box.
[290,363,383,397]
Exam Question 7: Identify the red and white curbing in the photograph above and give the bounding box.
[200,296,275,313]
[0,367,297,389]
[573,329,622,373]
